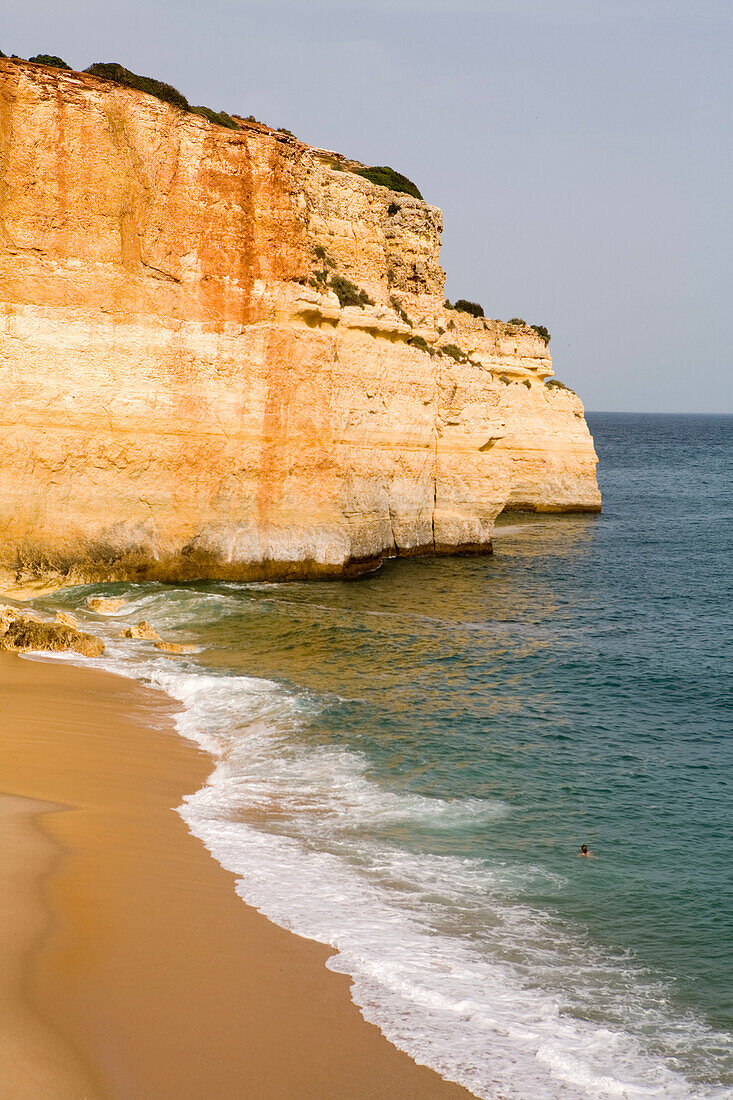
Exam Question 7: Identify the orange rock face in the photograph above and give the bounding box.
[0,60,600,588]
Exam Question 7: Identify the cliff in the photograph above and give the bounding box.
[0,59,600,588]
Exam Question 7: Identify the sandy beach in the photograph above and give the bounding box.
[0,651,474,1099]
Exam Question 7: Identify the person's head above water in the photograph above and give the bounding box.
[580,844,589,855]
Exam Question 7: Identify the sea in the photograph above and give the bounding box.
[34,413,733,1099]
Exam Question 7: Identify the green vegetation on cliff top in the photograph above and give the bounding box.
[86,62,242,128]
[29,54,72,69]
[85,62,190,110]
[352,165,423,200]
[453,299,484,318]
[190,105,239,130]
[507,317,551,343]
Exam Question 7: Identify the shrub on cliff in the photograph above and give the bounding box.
[85,62,241,130]
[454,299,484,318]
[441,343,465,362]
[506,318,550,343]
[546,378,573,392]
[352,165,423,201]
[29,54,72,69]
[410,335,429,352]
[313,245,336,269]
[330,275,374,309]
[191,105,238,130]
[390,296,412,326]
[85,62,190,111]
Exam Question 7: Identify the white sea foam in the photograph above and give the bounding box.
[40,589,733,1100]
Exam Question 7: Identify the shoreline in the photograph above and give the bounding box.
[0,651,474,1099]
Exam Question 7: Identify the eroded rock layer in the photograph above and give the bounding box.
[0,605,104,656]
[0,59,600,587]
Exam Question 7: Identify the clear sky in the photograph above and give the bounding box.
[5,0,732,412]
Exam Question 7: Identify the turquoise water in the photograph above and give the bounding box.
[41,413,733,1098]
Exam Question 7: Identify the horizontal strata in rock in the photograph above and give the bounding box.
[0,60,600,587]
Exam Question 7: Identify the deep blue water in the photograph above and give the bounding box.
[43,413,733,1098]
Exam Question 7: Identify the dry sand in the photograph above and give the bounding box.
[0,651,474,1099]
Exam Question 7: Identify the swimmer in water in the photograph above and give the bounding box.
[579,844,593,857]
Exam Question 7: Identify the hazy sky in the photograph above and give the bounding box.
[5,0,732,411]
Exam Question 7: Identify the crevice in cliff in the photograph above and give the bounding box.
[141,261,181,284]
[387,504,399,558]
[104,108,152,274]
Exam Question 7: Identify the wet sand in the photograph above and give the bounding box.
[0,792,100,1098]
[0,651,474,1099]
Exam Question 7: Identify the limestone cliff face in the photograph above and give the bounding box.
[0,59,600,587]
